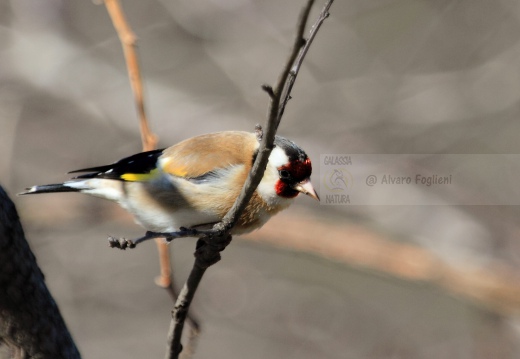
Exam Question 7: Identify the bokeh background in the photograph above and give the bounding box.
[2,0,520,358]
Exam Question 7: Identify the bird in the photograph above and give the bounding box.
[20,131,319,237]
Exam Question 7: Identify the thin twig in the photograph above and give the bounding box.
[164,1,334,358]
[213,0,317,233]
[165,239,219,358]
[103,0,157,152]
[103,0,174,292]
[277,0,333,129]
[102,0,200,347]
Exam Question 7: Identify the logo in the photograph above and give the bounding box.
[323,168,353,192]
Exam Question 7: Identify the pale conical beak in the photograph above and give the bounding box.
[293,180,320,201]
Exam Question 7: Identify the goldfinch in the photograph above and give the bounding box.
[21,131,319,235]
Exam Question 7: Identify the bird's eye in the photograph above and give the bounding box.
[279,169,291,180]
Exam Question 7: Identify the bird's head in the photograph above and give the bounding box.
[257,136,319,204]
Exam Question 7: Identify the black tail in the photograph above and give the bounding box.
[18,183,81,196]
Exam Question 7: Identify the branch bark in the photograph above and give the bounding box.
[103,0,176,297]
[103,1,201,352]
[164,1,334,358]
[103,0,157,152]
[0,186,81,359]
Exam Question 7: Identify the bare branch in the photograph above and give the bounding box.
[165,236,230,358]
[165,266,202,358]
[278,0,334,127]
[154,238,173,287]
[261,84,275,99]
[103,0,157,152]
[271,0,315,132]
[164,1,334,358]
[103,1,203,348]
[103,0,177,295]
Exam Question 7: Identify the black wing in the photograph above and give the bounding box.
[69,149,165,180]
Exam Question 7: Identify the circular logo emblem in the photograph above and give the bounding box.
[323,168,353,192]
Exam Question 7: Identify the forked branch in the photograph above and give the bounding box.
[164,1,334,358]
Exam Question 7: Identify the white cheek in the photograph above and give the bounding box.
[257,165,279,204]
[257,147,290,206]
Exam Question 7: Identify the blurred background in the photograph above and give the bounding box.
[2,0,520,358]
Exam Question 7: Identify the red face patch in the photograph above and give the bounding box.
[275,158,312,198]
[275,180,299,198]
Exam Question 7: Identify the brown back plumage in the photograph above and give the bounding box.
[160,131,259,179]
